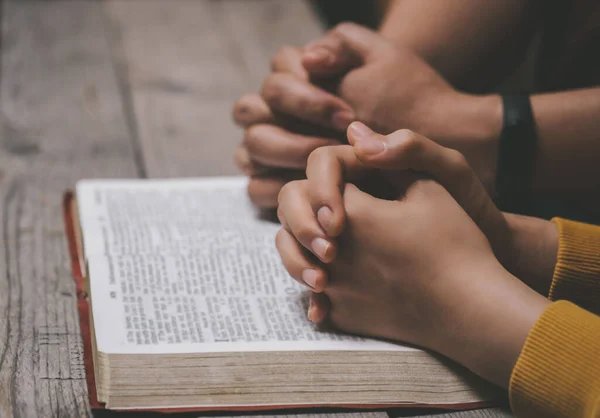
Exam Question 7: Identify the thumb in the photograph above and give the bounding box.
[302,23,391,78]
[342,182,387,224]
[347,122,509,251]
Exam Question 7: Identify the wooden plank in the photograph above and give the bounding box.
[389,406,512,417]
[104,0,324,178]
[220,0,326,88]
[208,408,512,418]
[0,1,516,417]
[0,0,141,416]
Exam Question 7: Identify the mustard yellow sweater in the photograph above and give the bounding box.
[509,218,600,418]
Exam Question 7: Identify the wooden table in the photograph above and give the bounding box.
[0,1,513,417]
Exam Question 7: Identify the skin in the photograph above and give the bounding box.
[288,121,560,296]
[379,0,540,91]
[234,19,600,212]
[275,123,552,388]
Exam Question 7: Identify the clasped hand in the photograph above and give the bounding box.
[233,23,500,208]
[275,122,550,389]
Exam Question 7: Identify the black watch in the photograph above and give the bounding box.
[494,94,538,214]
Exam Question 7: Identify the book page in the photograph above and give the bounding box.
[76,177,269,258]
[77,178,412,354]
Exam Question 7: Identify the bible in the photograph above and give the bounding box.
[63,177,501,412]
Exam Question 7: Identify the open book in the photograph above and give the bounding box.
[63,177,500,412]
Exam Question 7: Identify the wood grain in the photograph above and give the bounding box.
[104,0,324,178]
[389,406,513,418]
[0,0,140,416]
[0,0,514,417]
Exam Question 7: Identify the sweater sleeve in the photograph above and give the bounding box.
[510,301,600,418]
[549,218,600,315]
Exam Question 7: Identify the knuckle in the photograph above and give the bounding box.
[243,125,264,152]
[274,228,286,251]
[396,130,422,157]
[246,179,261,200]
[448,149,468,168]
[295,224,314,244]
[307,145,334,168]
[277,180,298,205]
[260,74,285,106]
[247,179,279,208]
[270,45,298,70]
[246,180,261,205]
[333,21,359,35]
[232,93,255,121]
[276,206,285,224]
[396,129,418,146]
[447,150,470,176]
[233,145,249,169]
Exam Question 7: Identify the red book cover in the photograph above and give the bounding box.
[62,191,496,414]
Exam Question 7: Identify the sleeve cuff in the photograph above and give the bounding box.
[509,301,600,418]
[549,218,600,314]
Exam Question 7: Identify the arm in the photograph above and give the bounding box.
[507,214,600,317]
[471,87,600,212]
[531,88,600,205]
[378,0,541,90]
[276,125,600,416]
[377,3,600,207]
[288,121,600,312]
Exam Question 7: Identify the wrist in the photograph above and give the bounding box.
[435,93,502,192]
[443,261,551,388]
[504,213,559,295]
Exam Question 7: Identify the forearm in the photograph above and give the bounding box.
[504,213,558,296]
[378,0,539,90]
[470,87,600,209]
[503,214,600,317]
[530,88,600,207]
[451,265,550,389]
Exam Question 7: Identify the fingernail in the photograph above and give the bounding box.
[331,110,355,131]
[304,47,333,65]
[349,122,386,155]
[348,121,374,139]
[317,206,333,233]
[311,237,331,262]
[302,269,319,289]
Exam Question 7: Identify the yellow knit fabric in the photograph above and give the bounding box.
[549,218,600,315]
[510,218,600,418]
[510,301,600,418]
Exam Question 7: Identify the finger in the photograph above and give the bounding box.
[232,94,344,140]
[331,22,392,62]
[244,124,340,169]
[302,22,392,77]
[270,46,309,80]
[305,145,370,237]
[308,292,330,324]
[248,175,303,209]
[234,145,269,176]
[278,181,336,263]
[347,122,506,241]
[302,34,361,78]
[261,72,355,131]
[232,94,276,127]
[275,228,328,292]
[342,182,388,225]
